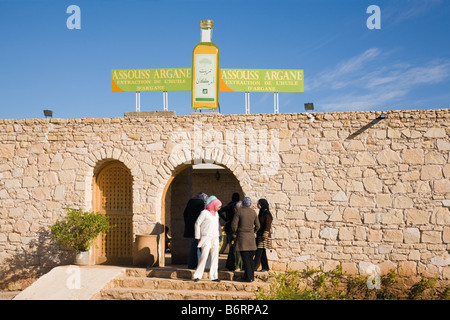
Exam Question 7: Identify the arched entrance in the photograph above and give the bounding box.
[162,163,244,265]
[93,160,133,265]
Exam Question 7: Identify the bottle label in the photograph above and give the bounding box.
[194,54,216,102]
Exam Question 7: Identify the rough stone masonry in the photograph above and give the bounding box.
[0,108,449,286]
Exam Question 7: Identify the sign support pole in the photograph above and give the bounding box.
[163,91,169,111]
[136,92,141,112]
[273,92,279,114]
[245,92,250,114]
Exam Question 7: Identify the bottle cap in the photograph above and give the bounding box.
[200,19,214,29]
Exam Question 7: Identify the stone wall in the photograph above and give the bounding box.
[0,108,449,287]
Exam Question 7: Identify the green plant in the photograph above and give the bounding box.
[346,273,372,299]
[256,267,348,300]
[439,287,450,300]
[255,266,450,300]
[255,270,305,300]
[50,208,112,252]
[375,269,399,299]
[408,277,437,300]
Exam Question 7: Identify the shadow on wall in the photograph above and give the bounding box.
[0,228,73,291]
[346,115,386,140]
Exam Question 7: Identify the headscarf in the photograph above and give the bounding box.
[242,196,251,207]
[205,195,217,207]
[205,198,222,216]
[231,192,240,203]
[196,192,208,203]
[258,198,273,220]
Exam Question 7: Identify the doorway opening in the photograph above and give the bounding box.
[163,163,244,266]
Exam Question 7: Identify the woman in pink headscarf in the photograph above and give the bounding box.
[193,197,222,282]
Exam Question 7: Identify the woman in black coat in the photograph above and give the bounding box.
[253,199,273,271]
[231,196,260,282]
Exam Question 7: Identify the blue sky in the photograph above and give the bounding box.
[1,0,449,119]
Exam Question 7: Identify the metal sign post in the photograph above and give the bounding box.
[135,91,141,112]
[245,92,250,114]
[163,91,169,111]
[273,92,279,114]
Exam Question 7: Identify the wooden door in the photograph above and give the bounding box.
[93,161,133,265]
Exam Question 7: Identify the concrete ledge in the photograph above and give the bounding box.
[13,265,126,300]
[124,111,176,117]
[0,291,20,300]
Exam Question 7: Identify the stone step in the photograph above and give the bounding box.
[109,276,269,293]
[95,267,271,300]
[126,267,270,282]
[97,287,258,300]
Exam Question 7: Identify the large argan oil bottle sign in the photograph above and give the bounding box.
[191,19,220,111]
[111,19,303,112]
[194,54,217,102]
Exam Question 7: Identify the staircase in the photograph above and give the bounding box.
[94,267,270,300]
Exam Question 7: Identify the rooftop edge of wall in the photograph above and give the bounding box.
[0,108,449,125]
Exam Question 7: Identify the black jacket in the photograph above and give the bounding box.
[183,198,205,238]
[218,201,238,235]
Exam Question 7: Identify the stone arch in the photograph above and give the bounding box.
[157,150,255,202]
[155,150,257,266]
[156,154,256,221]
[76,146,143,212]
[73,146,143,265]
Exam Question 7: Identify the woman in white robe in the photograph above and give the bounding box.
[193,197,222,282]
